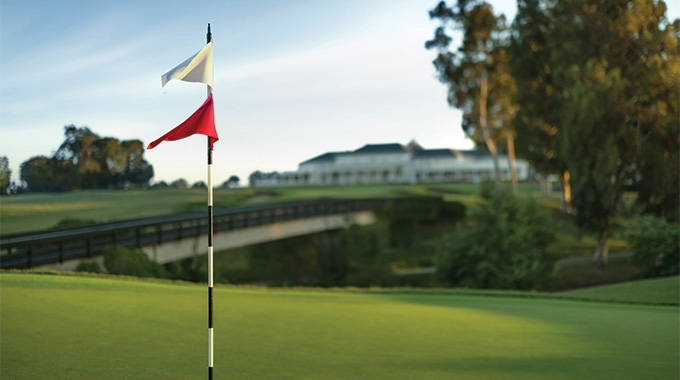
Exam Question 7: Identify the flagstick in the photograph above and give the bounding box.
[206,23,214,380]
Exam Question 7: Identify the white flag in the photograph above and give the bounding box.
[161,42,213,90]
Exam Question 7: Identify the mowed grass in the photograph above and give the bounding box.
[2,273,678,380]
[0,183,539,235]
[558,276,680,305]
[0,189,208,234]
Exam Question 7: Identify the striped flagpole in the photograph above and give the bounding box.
[206,23,214,380]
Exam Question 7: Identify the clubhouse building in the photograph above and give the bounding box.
[251,142,532,187]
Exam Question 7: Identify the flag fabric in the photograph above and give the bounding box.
[147,94,218,150]
[161,42,213,90]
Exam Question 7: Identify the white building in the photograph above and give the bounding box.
[252,142,532,187]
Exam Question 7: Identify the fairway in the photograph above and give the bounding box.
[0,183,545,234]
[1,273,678,379]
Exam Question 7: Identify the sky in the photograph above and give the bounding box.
[1,0,678,186]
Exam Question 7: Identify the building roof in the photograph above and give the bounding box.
[299,144,485,166]
[300,152,345,165]
[413,149,456,158]
[354,143,406,154]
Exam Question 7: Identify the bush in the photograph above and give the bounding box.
[103,246,166,278]
[439,201,466,222]
[52,218,97,229]
[75,261,100,273]
[625,216,679,278]
[379,196,447,249]
[437,192,558,290]
[379,196,445,222]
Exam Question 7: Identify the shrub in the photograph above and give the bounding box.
[52,218,97,229]
[437,192,558,290]
[103,246,166,278]
[439,201,466,222]
[379,196,446,248]
[380,196,444,222]
[75,261,100,273]
[625,216,679,278]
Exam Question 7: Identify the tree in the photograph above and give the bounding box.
[55,125,101,189]
[522,0,680,267]
[510,0,572,209]
[437,192,557,290]
[151,181,169,189]
[223,175,240,188]
[20,156,77,192]
[19,125,154,192]
[170,178,189,189]
[0,156,10,195]
[426,0,519,192]
[625,215,679,278]
[120,140,154,188]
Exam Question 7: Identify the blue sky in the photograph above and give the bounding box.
[1,0,678,186]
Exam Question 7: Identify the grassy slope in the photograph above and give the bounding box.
[0,183,536,234]
[558,276,680,305]
[0,189,208,234]
[1,273,678,380]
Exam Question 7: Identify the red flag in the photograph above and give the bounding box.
[147,94,218,150]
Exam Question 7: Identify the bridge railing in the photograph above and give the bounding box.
[0,198,383,269]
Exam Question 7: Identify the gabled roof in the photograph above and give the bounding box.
[354,143,406,154]
[300,152,346,165]
[413,149,456,158]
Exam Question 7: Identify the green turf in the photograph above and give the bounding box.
[0,183,541,234]
[0,189,208,234]
[1,273,678,380]
[558,276,680,305]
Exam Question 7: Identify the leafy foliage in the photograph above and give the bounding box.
[0,156,10,195]
[52,218,97,229]
[437,192,557,290]
[379,196,461,249]
[75,261,101,273]
[426,0,518,186]
[103,246,165,278]
[625,216,679,278]
[20,125,154,192]
[510,0,679,266]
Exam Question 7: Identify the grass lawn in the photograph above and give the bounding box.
[0,189,209,234]
[558,276,680,305]
[0,183,541,235]
[1,273,678,380]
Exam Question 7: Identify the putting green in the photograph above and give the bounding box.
[1,273,678,379]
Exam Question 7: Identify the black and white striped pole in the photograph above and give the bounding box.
[206,23,214,380]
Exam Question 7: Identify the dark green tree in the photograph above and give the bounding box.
[120,140,154,188]
[437,192,557,290]
[20,156,73,192]
[510,0,573,210]
[0,156,10,195]
[548,0,679,267]
[170,178,189,189]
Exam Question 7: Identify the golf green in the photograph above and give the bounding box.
[1,273,678,379]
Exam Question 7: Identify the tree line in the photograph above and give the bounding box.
[8,125,154,193]
[0,125,243,195]
[426,0,678,267]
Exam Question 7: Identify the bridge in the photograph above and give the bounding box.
[0,199,379,271]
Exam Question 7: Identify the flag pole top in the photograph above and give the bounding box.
[207,24,212,43]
